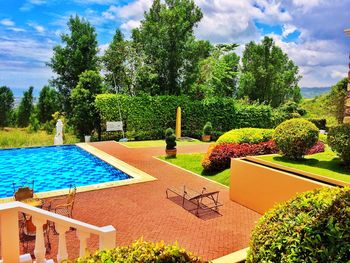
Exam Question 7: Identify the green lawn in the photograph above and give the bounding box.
[159,153,230,186]
[0,128,79,149]
[120,139,208,148]
[258,147,350,183]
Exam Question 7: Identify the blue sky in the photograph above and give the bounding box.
[1,0,350,93]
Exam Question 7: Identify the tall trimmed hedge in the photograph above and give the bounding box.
[95,94,282,140]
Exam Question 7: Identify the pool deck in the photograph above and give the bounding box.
[33,141,261,261]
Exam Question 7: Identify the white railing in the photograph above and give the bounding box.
[0,201,116,263]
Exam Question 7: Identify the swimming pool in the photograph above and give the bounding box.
[0,145,131,198]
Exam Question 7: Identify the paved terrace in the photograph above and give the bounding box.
[36,142,261,261]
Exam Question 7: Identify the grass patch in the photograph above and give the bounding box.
[120,139,208,148]
[0,128,79,149]
[159,153,230,186]
[258,146,350,182]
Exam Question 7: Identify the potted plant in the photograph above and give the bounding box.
[202,122,212,142]
[165,128,177,157]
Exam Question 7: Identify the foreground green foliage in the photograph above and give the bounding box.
[159,153,230,186]
[0,86,14,128]
[247,187,350,263]
[258,146,350,182]
[96,94,284,140]
[217,128,274,144]
[328,124,350,165]
[274,118,319,159]
[74,239,201,263]
[0,128,79,149]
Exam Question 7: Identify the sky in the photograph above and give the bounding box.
[0,0,350,93]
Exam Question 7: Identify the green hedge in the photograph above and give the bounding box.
[217,128,274,144]
[95,95,282,140]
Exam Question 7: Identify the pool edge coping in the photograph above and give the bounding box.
[0,143,157,203]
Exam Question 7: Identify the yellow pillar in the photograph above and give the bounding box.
[175,107,181,139]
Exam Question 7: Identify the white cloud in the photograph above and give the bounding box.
[0,19,15,27]
[282,24,297,37]
[74,0,115,5]
[28,22,45,33]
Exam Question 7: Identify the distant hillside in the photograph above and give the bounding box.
[301,87,331,99]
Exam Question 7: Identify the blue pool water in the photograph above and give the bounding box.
[0,145,131,198]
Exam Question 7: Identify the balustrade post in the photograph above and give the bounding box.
[56,224,69,262]
[32,216,47,263]
[0,209,20,263]
[99,225,116,250]
[76,230,90,257]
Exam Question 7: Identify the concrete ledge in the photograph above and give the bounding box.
[230,158,330,214]
[212,247,249,263]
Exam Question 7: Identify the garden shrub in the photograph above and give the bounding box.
[165,128,176,150]
[273,118,319,159]
[217,128,274,144]
[203,121,212,136]
[247,187,350,263]
[307,118,327,130]
[306,141,325,155]
[95,94,279,140]
[74,239,201,263]
[328,124,350,165]
[202,141,278,172]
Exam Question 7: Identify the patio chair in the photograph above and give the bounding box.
[19,215,51,253]
[46,185,77,218]
[166,186,223,217]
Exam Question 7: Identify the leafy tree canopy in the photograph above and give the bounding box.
[49,15,99,113]
[37,85,60,123]
[0,86,14,128]
[17,86,34,127]
[238,37,301,107]
[132,0,210,95]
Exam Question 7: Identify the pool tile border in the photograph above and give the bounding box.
[0,143,156,203]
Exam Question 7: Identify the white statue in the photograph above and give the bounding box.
[54,119,64,145]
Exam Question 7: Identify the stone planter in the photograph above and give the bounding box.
[84,135,91,143]
[201,135,211,142]
[165,148,177,157]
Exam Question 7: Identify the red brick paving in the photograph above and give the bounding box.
[38,142,261,261]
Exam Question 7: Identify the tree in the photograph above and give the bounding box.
[328,77,348,123]
[238,37,301,107]
[191,44,239,98]
[71,70,103,140]
[0,86,14,128]
[132,0,210,95]
[17,87,34,127]
[37,86,60,123]
[48,15,99,113]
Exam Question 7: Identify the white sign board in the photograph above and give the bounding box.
[106,121,123,132]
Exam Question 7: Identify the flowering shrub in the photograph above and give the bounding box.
[217,128,274,144]
[74,239,201,263]
[306,141,325,155]
[202,140,278,172]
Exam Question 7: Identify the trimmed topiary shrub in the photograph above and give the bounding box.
[203,122,212,136]
[202,141,278,172]
[247,187,350,263]
[165,128,176,150]
[74,239,202,263]
[217,128,274,144]
[273,118,319,159]
[328,124,350,165]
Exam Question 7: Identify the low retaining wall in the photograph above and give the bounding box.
[230,158,331,214]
